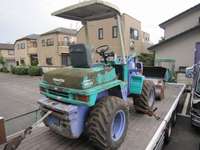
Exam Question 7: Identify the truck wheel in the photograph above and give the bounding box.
[134,80,155,112]
[86,96,129,150]
[164,122,172,144]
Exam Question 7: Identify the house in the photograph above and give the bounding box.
[77,14,151,62]
[148,4,200,71]
[38,27,77,68]
[15,34,40,66]
[0,43,15,65]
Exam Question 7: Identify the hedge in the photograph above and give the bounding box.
[28,66,43,76]
[14,66,28,75]
[0,67,9,73]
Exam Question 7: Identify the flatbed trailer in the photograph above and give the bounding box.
[0,83,185,150]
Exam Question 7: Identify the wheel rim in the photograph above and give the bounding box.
[111,110,126,141]
[148,89,155,107]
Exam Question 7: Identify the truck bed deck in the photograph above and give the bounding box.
[0,84,185,150]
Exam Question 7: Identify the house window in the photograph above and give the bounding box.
[46,57,53,65]
[21,43,25,49]
[61,53,71,66]
[130,28,139,40]
[63,36,70,46]
[20,59,25,65]
[32,41,37,48]
[46,39,54,46]
[16,61,19,66]
[98,28,103,40]
[30,54,38,66]
[112,26,118,38]
[42,40,46,47]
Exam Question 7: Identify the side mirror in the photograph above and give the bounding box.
[185,66,194,78]
[136,62,143,74]
[136,62,143,69]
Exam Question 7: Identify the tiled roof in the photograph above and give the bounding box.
[159,3,200,28]
[0,43,14,50]
[40,27,77,36]
[16,34,40,42]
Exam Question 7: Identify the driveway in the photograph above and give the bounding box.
[0,73,40,120]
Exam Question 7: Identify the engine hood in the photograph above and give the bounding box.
[42,67,116,89]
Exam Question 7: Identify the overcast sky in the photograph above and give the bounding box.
[0,0,199,44]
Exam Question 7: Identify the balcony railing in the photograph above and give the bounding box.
[58,41,75,47]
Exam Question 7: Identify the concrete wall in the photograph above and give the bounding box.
[155,29,200,71]
[164,10,200,39]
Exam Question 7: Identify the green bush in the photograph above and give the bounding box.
[138,53,155,67]
[0,67,9,73]
[14,66,28,75]
[28,66,43,76]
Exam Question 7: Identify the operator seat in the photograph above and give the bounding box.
[69,44,92,68]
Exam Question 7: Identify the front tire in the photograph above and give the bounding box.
[134,80,155,112]
[86,96,129,150]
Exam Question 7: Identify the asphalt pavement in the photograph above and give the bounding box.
[164,115,200,150]
[0,73,40,120]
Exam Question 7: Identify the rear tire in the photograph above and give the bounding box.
[86,96,129,150]
[134,80,155,112]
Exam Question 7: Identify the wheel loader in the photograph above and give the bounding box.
[38,1,161,149]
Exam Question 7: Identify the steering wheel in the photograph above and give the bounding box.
[96,45,114,64]
[96,45,110,54]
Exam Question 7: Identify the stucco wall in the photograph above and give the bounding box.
[155,29,200,71]
[15,40,30,65]
[38,33,59,66]
[77,16,121,62]
[164,10,200,39]
[38,33,76,67]
[0,49,15,60]
[77,14,150,62]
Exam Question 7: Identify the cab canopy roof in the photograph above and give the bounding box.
[52,0,121,21]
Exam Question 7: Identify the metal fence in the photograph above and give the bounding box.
[5,109,41,136]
